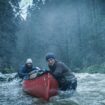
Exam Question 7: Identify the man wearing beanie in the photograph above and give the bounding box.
[45,53,77,91]
[18,58,40,79]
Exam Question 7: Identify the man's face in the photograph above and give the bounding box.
[26,63,32,68]
[47,58,55,66]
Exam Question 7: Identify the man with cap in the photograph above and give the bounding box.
[45,53,77,91]
[18,58,40,79]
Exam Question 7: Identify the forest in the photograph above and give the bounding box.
[0,0,105,73]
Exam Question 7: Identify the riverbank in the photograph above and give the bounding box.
[80,63,105,73]
[0,63,105,74]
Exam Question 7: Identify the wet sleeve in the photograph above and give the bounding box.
[53,62,73,78]
[18,66,28,78]
[61,63,72,75]
[52,63,66,78]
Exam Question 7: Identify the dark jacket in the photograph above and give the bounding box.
[49,61,77,90]
[18,65,37,79]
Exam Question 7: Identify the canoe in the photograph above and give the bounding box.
[22,73,58,101]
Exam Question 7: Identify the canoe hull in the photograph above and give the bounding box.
[22,73,58,100]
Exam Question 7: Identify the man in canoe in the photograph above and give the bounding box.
[45,53,77,91]
[18,58,41,79]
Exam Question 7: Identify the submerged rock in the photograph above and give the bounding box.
[0,72,7,81]
[0,72,18,81]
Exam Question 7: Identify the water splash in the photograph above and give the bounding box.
[1,73,105,105]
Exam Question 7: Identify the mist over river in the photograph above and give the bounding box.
[0,73,105,105]
[0,0,105,104]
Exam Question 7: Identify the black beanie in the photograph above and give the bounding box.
[46,53,55,61]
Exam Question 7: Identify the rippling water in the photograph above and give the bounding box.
[0,73,105,105]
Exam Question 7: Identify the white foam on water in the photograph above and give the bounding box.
[0,73,105,105]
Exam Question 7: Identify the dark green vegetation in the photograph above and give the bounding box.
[0,0,105,73]
[0,0,19,73]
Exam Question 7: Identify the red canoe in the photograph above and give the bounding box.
[22,73,58,101]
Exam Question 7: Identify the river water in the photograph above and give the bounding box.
[0,73,105,105]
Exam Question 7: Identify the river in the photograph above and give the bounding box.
[0,73,105,105]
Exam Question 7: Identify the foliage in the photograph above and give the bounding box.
[81,63,105,73]
[17,0,105,71]
[1,0,105,73]
[0,66,15,74]
[0,0,19,72]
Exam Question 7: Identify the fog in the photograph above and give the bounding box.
[0,0,105,72]
[16,0,105,70]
